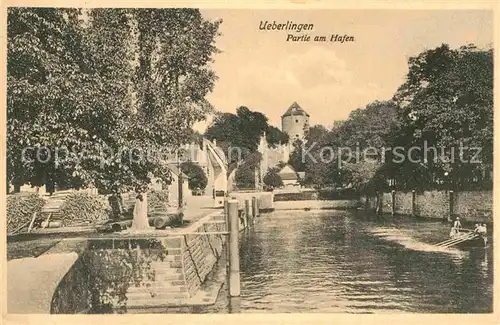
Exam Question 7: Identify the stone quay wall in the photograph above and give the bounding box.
[49,212,227,312]
[362,190,492,222]
[110,214,226,309]
[230,191,274,211]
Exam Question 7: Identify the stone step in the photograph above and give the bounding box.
[157,273,185,282]
[126,282,188,294]
[125,296,189,308]
[148,267,184,276]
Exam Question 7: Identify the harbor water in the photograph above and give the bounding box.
[195,209,493,313]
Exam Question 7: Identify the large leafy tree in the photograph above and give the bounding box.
[7,8,92,192]
[7,7,222,212]
[392,44,493,190]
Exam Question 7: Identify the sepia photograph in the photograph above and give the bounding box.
[2,3,497,320]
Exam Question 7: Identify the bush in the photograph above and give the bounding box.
[59,192,109,226]
[147,189,170,216]
[7,193,45,234]
[180,161,208,190]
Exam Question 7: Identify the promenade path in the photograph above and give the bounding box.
[7,195,219,261]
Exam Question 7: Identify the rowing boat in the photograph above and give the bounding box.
[435,228,488,249]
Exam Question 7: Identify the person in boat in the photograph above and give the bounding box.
[477,223,488,246]
[449,217,462,238]
[473,223,480,234]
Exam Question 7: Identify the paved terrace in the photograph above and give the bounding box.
[7,195,220,261]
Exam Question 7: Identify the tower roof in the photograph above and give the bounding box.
[282,102,309,118]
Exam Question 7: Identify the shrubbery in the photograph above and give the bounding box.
[147,189,170,216]
[180,161,208,190]
[59,192,109,226]
[263,168,283,189]
[7,193,45,234]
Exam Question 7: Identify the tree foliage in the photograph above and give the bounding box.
[301,44,493,192]
[180,161,208,190]
[263,167,283,188]
[234,152,262,189]
[204,106,288,164]
[302,101,398,189]
[391,43,493,190]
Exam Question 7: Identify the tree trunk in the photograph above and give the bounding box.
[130,192,153,231]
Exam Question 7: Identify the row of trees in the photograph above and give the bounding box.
[289,44,493,193]
[7,8,221,196]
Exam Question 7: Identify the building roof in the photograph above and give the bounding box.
[282,102,309,118]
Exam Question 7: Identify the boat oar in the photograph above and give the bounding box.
[441,234,478,248]
[435,234,469,246]
[436,233,475,247]
[441,238,473,248]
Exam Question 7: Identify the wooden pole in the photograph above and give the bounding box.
[224,198,229,228]
[391,190,396,217]
[27,211,38,233]
[411,190,416,217]
[245,199,251,228]
[449,190,454,222]
[252,197,257,218]
[228,199,240,297]
[224,197,229,269]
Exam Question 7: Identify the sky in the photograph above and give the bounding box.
[194,9,493,132]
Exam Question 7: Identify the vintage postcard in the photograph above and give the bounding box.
[2,1,499,324]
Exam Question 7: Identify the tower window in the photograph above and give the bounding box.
[296,119,299,123]
[295,134,299,138]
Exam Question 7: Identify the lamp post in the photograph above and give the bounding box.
[444,171,454,222]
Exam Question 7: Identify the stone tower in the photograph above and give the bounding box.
[281,102,310,142]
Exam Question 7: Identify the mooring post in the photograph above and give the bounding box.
[411,190,416,217]
[224,198,229,231]
[224,197,229,270]
[391,190,396,217]
[449,190,454,222]
[245,199,251,228]
[252,196,257,218]
[228,199,240,297]
[256,198,260,217]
